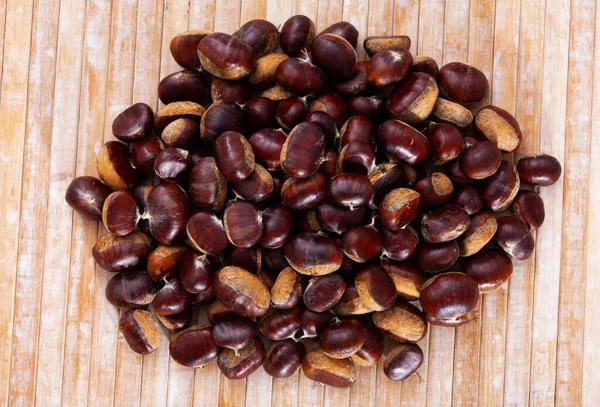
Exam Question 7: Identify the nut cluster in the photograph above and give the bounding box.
[65,16,562,387]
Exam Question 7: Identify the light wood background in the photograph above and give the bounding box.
[0,0,598,406]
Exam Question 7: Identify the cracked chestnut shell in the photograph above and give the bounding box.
[197,32,256,79]
[169,325,218,368]
[92,231,152,272]
[65,176,112,221]
[214,266,271,318]
[284,233,343,276]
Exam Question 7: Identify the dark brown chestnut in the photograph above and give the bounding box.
[154,147,191,182]
[284,233,343,276]
[250,53,289,89]
[276,95,308,130]
[152,276,191,316]
[259,307,302,340]
[387,72,438,124]
[379,225,419,262]
[147,244,188,281]
[302,348,356,388]
[480,160,520,211]
[369,163,407,204]
[97,141,138,190]
[112,103,154,142]
[303,273,346,312]
[446,157,473,185]
[233,19,279,57]
[105,270,156,308]
[153,101,205,134]
[383,343,423,381]
[310,33,357,78]
[458,211,498,257]
[270,267,303,309]
[320,319,364,359]
[341,224,381,263]
[327,173,374,210]
[212,317,255,353]
[179,251,213,294]
[275,56,326,96]
[279,15,316,56]
[421,204,471,243]
[338,142,376,176]
[186,211,229,255]
[191,286,216,306]
[189,157,228,211]
[423,122,463,165]
[438,62,489,104]
[131,136,165,175]
[304,111,339,148]
[367,48,412,87]
[119,309,161,354]
[280,122,325,179]
[231,164,273,202]
[412,55,439,79]
[460,140,502,180]
[378,188,421,231]
[451,184,483,215]
[318,150,339,179]
[464,248,513,292]
[377,120,429,165]
[339,116,375,148]
[200,101,246,147]
[309,93,348,126]
[158,70,211,106]
[248,128,286,171]
[346,96,387,123]
[322,21,359,48]
[214,266,271,318]
[316,200,366,234]
[512,189,545,230]
[355,264,397,311]
[211,78,250,104]
[363,35,411,56]
[381,260,426,301]
[297,209,321,233]
[495,216,535,260]
[170,30,209,69]
[331,279,372,316]
[416,240,460,273]
[517,154,562,186]
[331,60,371,98]
[299,309,332,338]
[281,173,327,210]
[65,176,112,220]
[169,325,219,368]
[207,299,237,324]
[262,247,288,271]
[92,231,152,272]
[145,183,190,245]
[420,272,480,326]
[264,339,306,378]
[197,32,256,79]
[350,321,383,366]
[218,336,266,379]
[414,172,454,209]
[221,246,261,273]
[260,203,294,249]
[161,118,200,150]
[242,96,276,130]
[214,131,255,182]
[223,201,263,248]
[153,306,193,331]
[372,300,427,343]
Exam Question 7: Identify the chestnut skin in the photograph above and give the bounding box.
[369,163,407,204]
[189,157,228,211]
[92,231,153,272]
[259,307,302,341]
[451,184,483,215]
[275,57,326,96]
[231,164,274,202]
[480,160,520,212]
[169,325,219,368]
[146,183,190,245]
[112,103,154,142]
[97,141,138,190]
[338,141,376,176]
[458,211,498,257]
[413,172,454,210]
[464,248,513,292]
[153,101,206,134]
[197,32,256,80]
[302,348,356,388]
[331,60,371,98]
[420,272,480,326]
[154,306,193,331]
[363,35,411,56]
[412,55,439,79]
[212,317,255,353]
[158,70,211,106]
[421,204,471,243]
[379,225,419,262]
[339,116,375,148]
[211,78,250,104]
[384,343,424,381]
[381,260,426,301]
[281,173,327,210]
[474,105,522,152]
[179,251,213,294]
[372,300,428,343]
[438,62,489,104]
[284,233,343,276]
[153,148,191,183]
[347,95,387,123]
[517,154,562,186]
[320,319,365,359]
[512,189,545,230]
[430,97,474,129]
[377,119,429,165]
[242,96,276,130]
[223,201,263,249]
[495,216,535,260]
[367,48,412,87]
[200,101,246,147]
[300,309,332,338]
[214,131,255,182]
[130,136,165,175]
[186,211,229,255]
[386,72,439,124]
[151,276,191,316]
[316,200,366,234]
[322,21,359,48]
[248,128,286,171]
[264,339,306,378]
[260,203,294,249]
[65,176,112,221]
[280,122,325,179]
[146,245,188,281]
[309,93,348,126]
[270,266,303,309]
[279,15,316,56]
[304,111,339,148]
[350,322,384,366]
[355,264,398,311]
[303,273,346,312]
[105,270,156,308]
[233,19,279,58]
[214,266,271,318]
[416,240,460,273]
[310,33,357,78]
[378,188,421,231]
[170,30,209,69]
[276,95,309,130]
[221,246,261,273]
[161,118,200,150]
[341,224,381,263]
[327,173,375,210]
[460,140,502,180]
[119,309,161,354]
[423,122,463,165]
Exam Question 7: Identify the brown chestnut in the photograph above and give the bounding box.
[242,96,276,130]
[458,211,498,257]
[517,154,562,186]
[420,272,480,326]
[320,319,365,359]
[495,216,535,260]
[221,246,261,273]
[355,264,397,311]
[460,140,502,180]
[464,248,513,292]
[447,157,473,185]
[170,30,209,69]
[416,240,460,273]
[480,160,520,211]
[197,32,256,79]
[309,93,348,126]
[341,224,381,263]
[233,19,279,57]
[381,260,426,301]
[383,343,423,381]
[153,101,205,134]
[210,78,250,104]
[300,308,332,338]
[316,200,366,234]
[154,147,191,182]
[152,276,191,316]
[327,173,375,210]
[387,72,438,124]
[112,103,154,142]
[303,273,346,312]
[304,111,339,148]
[322,21,359,48]
[431,98,474,129]
[331,279,372,316]
[367,48,412,87]
[378,188,421,231]
[414,172,454,209]
[260,203,294,249]
[279,15,316,56]
[105,270,156,308]
[379,225,419,261]
[214,266,271,318]
[153,306,193,331]
[369,163,407,204]
[423,123,463,165]
[281,173,327,210]
[438,62,488,104]
[180,251,213,293]
[412,55,439,79]
[231,164,273,202]
[259,307,302,340]
[218,336,266,379]
[248,128,286,171]
[212,317,255,353]
[346,96,387,123]
[161,118,200,150]
[339,116,375,148]
[264,339,306,378]
[158,70,211,106]
[145,183,190,245]
[65,176,112,220]
[169,325,219,368]
[377,120,429,165]
[331,60,371,98]
[275,56,326,96]
[119,309,161,354]
[186,211,229,255]
[311,33,357,78]
[276,95,308,130]
[372,300,427,343]
[147,244,188,282]
[191,286,216,306]
[350,322,383,366]
[451,184,483,215]
[421,204,471,243]
[319,150,339,181]
[284,233,343,276]
[270,267,303,309]
[214,131,255,182]
[131,136,165,175]
[363,35,411,56]
[97,141,138,190]
[200,101,246,147]
[261,86,294,101]
[338,142,376,176]
[302,348,356,388]
[92,231,152,272]
[474,105,522,152]
[280,122,325,179]
[189,157,228,211]
[512,189,545,230]
[223,201,263,248]
[207,299,238,324]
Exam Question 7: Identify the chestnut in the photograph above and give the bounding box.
[270,267,303,309]
[338,142,376,176]
[320,319,365,359]
[200,101,245,147]
[214,266,271,318]
[119,309,161,354]
[460,140,502,179]
[341,224,381,263]
[297,209,321,233]
[302,348,356,388]
[261,86,294,101]
[186,211,229,255]
[280,122,325,179]
[464,248,513,292]
[339,116,375,148]
[415,240,460,273]
[303,273,346,312]
[161,118,200,150]
[300,308,332,338]
[242,97,276,130]
[153,306,193,331]
[474,105,522,152]
[331,60,371,98]
[147,245,188,281]
[221,246,261,273]
[284,233,343,276]
[207,299,237,324]
[189,157,228,211]
[309,93,348,126]
[369,163,407,204]
[316,200,366,234]
[275,56,326,96]
[158,70,211,106]
[363,35,411,56]
[350,322,383,366]
[412,55,439,79]
[379,225,419,261]
[421,204,471,243]
[322,21,359,48]
[447,157,473,185]
[372,300,427,343]
[260,203,294,249]
[480,160,520,211]
[249,53,289,87]
[218,336,266,379]
[211,78,250,104]
[264,339,306,378]
[231,164,273,202]
[438,62,489,104]
[383,343,424,381]
[169,325,219,368]
[97,141,138,190]
[413,172,454,209]
[310,33,357,78]
[420,272,480,326]
[191,286,216,306]
[495,216,535,260]
[276,96,308,130]
[367,48,412,87]
[318,150,339,179]
[248,128,286,171]
[223,201,263,248]
[197,32,256,79]
[180,251,213,293]
[153,101,205,134]
[145,183,190,245]
[92,231,152,272]
[377,120,429,165]
[451,184,483,215]
[170,30,209,69]
[152,276,191,316]
[387,72,438,124]
[378,188,421,231]
[279,15,316,56]
[105,270,156,308]
[431,98,474,129]
[458,211,498,257]
[346,96,387,123]
[65,176,111,220]
[304,111,339,148]
[258,306,301,341]
[112,103,154,142]
[381,260,426,301]
[263,247,288,271]
[355,264,397,311]
[327,173,374,210]
[130,136,165,175]
[233,19,279,57]
[214,131,255,182]
[212,317,255,353]
[281,173,327,210]
[517,154,562,186]
[154,147,191,182]
[512,189,545,230]
[423,123,463,165]
[331,279,372,316]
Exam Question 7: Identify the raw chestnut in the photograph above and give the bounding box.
[153,101,205,134]
[147,244,188,281]
[279,15,316,56]
[303,273,346,312]
[158,70,211,106]
[259,307,302,340]
[412,55,439,79]
[280,122,325,179]
[153,306,192,331]
[369,163,407,204]
[386,72,439,124]
[154,148,191,182]
[451,184,483,215]
[189,157,228,211]
[363,35,411,56]
[284,233,343,276]
[231,164,273,202]
[331,60,371,98]
[302,348,356,388]
[421,205,471,243]
[214,266,271,318]
[480,160,520,211]
[338,141,376,176]
[320,319,365,359]
[242,96,276,130]
[420,272,480,326]
[382,260,426,301]
[378,188,421,231]
[367,48,412,87]
[347,96,387,123]
[300,309,332,338]
[331,280,372,316]
[276,95,309,130]
[186,211,229,255]
[379,225,419,261]
[458,211,498,257]
[474,105,522,152]
[322,21,359,48]
[130,136,165,175]
[92,231,152,272]
[169,325,219,368]
[221,246,261,273]
[146,183,190,245]
[161,118,200,150]
[339,116,375,148]
[152,277,191,316]
[512,189,545,230]
[105,270,155,308]
[233,19,279,58]
[170,30,209,69]
[250,53,288,87]
[270,267,303,309]
[65,176,112,220]
[212,317,255,353]
[304,111,339,148]
[223,201,263,248]
[281,173,327,210]
[341,224,381,263]
[208,299,238,324]
[264,339,306,378]
[275,57,326,96]
[350,322,383,366]
[430,98,473,129]
[97,141,137,190]
[423,123,463,165]
[517,154,562,186]
[214,131,255,182]
[413,172,454,209]
[260,203,294,249]
[495,216,535,260]
[327,173,375,210]
[355,265,397,311]
[211,78,250,104]
[309,93,348,126]
[372,300,427,343]
[200,101,245,147]
[197,32,256,80]
[191,287,216,306]
[416,240,460,273]
[112,103,154,142]
[383,343,423,381]
[377,120,429,165]
[310,33,357,78]
[316,200,366,234]
[438,62,488,104]
[180,251,213,293]
[248,128,286,171]
[460,140,502,180]
[119,309,161,354]
[464,248,513,292]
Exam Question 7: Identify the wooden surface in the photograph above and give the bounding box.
[0,0,598,406]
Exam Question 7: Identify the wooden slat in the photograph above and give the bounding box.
[316,0,342,32]
[0,0,7,99]
[442,0,470,62]
[350,366,376,407]
[190,0,216,30]
[528,0,570,404]
[241,0,266,23]
[265,0,291,27]
[343,0,369,60]
[393,0,419,52]
[399,332,429,407]
[554,1,595,405]
[0,0,35,405]
[293,0,317,20]
[271,372,300,407]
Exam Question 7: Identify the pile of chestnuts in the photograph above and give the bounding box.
[65,15,562,388]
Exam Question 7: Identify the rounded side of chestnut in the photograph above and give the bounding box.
[302,348,357,388]
[112,103,154,142]
[284,233,343,276]
[169,325,219,368]
[119,309,161,354]
[279,15,316,56]
[280,122,326,179]
[438,62,489,104]
[197,32,256,80]
[66,176,112,221]
[213,266,271,318]
[517,154,562,186]
[310,33,357,79]
[264,339,306,378]
[383,343,424,381]
[419,272,480,323]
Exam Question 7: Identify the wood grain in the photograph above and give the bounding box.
[1,1,598,406]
